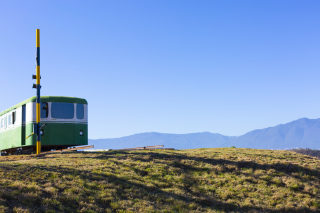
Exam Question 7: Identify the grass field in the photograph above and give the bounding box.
[0,148,319,212]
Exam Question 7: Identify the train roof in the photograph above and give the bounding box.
[0,96,87,117]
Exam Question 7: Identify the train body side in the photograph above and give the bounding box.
[0,107,23,150]
[0,96,88,152]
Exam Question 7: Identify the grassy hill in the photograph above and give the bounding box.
[0,148,319,212]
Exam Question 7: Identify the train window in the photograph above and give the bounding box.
[0,118,3,128]
[4,115,7,128]
[8,114,12,126]
[51,102,74,119]
[12,111,16,124]
[41,102,48,118]
[76,104,84,119]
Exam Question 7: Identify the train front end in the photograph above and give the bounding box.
[26,96,88,151]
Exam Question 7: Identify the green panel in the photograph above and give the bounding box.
[25,123,36,146]
[0,126,22,150]
[41,123,88,146]
[42,123,74,145]
[0,123,88,151]
[74,124,88,145]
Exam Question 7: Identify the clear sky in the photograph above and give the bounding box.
[0,0,320,139]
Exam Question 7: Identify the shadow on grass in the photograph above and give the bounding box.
[69,151,320,183]
[0,162,316,213]
[0,150,319,212]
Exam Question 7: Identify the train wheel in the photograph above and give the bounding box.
[15,148,22,155]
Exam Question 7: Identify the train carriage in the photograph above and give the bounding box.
[0,96,88,155]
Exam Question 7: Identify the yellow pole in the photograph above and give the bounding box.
[36,29,41,154]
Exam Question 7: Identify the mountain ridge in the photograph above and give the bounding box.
[89,118,320,150]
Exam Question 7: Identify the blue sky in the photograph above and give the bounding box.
[0,1,320,139]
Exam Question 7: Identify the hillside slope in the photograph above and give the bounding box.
[0,148,319,212]
[90,118,320,150]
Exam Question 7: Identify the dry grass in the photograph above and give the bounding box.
[290,148,320,160]
[0,148,319,212]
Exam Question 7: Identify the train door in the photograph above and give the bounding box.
[21,105,26,146]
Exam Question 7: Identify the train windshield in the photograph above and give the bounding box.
[51,102,74,119]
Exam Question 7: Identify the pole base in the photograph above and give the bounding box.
[36,141,41,154]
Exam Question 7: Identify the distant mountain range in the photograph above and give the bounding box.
[89,118,320,150]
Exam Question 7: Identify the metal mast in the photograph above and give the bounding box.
[33,29,41,154]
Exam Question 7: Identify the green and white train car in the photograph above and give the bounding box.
[0,96,88,154]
